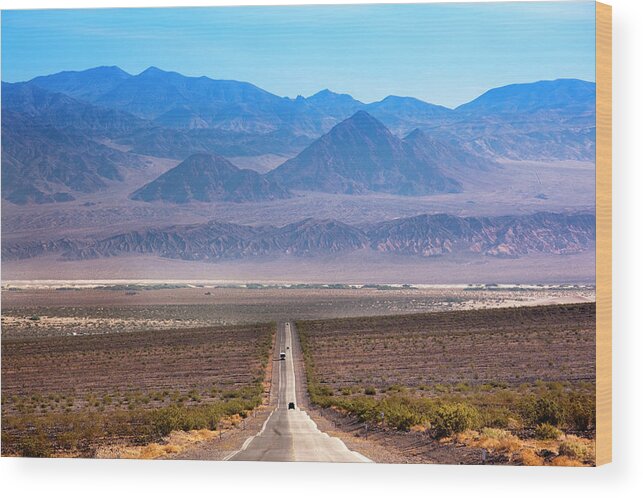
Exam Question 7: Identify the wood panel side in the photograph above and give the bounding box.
[596,1,612,467]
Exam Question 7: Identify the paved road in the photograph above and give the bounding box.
[227,322,370,463]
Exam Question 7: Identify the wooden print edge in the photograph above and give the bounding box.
[596,0,612,467]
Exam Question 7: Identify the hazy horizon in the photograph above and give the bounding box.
[1,2,596,107]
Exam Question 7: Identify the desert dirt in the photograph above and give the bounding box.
[1,285,596,463]
[297,303,596,388]
[1,284,594,339]
[1,324,272,405]
[0,318,274,457]
[0,250,596,284]
[293,303,596,465]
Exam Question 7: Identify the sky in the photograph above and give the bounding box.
[1,2,596,107]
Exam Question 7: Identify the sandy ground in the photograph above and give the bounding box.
[1,248,595,285]
[1,285,594,339]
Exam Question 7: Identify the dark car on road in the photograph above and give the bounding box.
[288,402,295,410]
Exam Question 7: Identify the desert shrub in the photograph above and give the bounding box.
[311,394,333,408]
[18,431,51,458]
[534,423,562,440]
[131,395,255,438]
[314,392,440,432]
[222,398,254,417]
[432,403,479,438]
[377,396,424,431]
[566,395,595,431]
[558,439,588,460]
[148,398,256,436]
[58,429,82,451]
[364,386,376,396]
[236,384,263,400]
[221,390,240,399]
[478,427,522,453]
[480,408,512,429]
[149,406,190,436]
[546,381,565,394]
[315,385,334,397]
[454,383,471,393]
[480,427,511,440]
[521,395,565,427]
[534,397,564,425]
[331,396,378,422]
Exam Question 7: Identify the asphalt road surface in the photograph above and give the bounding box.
[227,322,371,463]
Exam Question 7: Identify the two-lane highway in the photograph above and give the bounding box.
[226,322,371,462]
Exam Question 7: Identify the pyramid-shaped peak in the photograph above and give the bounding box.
[349,109,376,120]
[339,110,387,130]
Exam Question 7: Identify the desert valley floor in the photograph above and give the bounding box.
[2,283,596,464]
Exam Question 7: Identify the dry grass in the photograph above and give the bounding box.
[550,455,585,467]
[456,429,594,466]
[558,436,594,462]
[517,449,545,466]
[476,428,522,453]
[96,428,218,459]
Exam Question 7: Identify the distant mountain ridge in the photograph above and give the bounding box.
[2,67,597,205]
[29,66,332,136]
[305,89,364,119]
[28,66,131,102]
[450,79,596,161]
[18,66,596,158]
[456,79,596,117]
[366,212,595,258]
[2,211,596,262]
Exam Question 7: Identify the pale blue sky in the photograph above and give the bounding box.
[1,2,596,107]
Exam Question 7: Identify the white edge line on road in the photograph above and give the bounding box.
[222,408,276,461]
[225,323,284,461]
[288,323,372,464]
[286,323,297,407]
[299,408,373,463]
[226,322,372,463]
